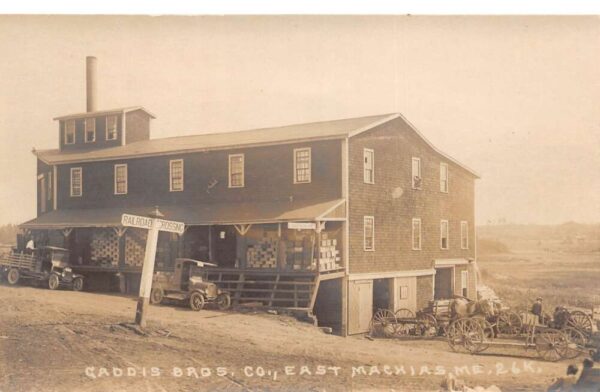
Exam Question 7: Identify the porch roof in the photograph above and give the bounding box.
[19,199,345,229]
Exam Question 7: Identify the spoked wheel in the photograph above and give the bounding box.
[150,288,164,304]
[370,309,398,338]
[561,327,587,360]
[416,313,438,337]
[216,293,231,310]
[447,318,485,353]
[536,329,568,362]
[395,308,415,319]
[48,274,60,290]
[72,277,84,292]
[189,292,205,311]
[567,311,593,336]
[497,311,523,335]
[7,268,20,285]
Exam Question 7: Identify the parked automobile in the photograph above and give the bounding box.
[0,246,84,291]
[150,258,231,311]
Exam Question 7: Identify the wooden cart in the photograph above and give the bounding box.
[369,308,437,339]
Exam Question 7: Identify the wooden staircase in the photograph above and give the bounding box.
[200,268,320,310]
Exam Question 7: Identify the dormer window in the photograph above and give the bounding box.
[106,115,117,140]
[65,120,75,144]
[85,118,96,143]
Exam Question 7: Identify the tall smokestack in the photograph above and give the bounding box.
[86,56,97,112]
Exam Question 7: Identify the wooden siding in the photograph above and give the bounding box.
[348,117,476,275]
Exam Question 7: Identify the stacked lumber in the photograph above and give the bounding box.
[316,234,341,272]
[90,230,119,266]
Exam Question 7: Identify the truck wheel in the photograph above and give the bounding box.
[189,292,205,311]
[216,293,231,310]
[150,288,164,305]
[7,268,20,285]
[48,274,60,290]
[72,277,84,292]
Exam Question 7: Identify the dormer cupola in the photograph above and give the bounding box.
[54,56,155,152]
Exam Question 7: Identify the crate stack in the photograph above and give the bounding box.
[246,238,278,269]
[317,234,341,271]
[90,230,119,266]
[125,229,147,267]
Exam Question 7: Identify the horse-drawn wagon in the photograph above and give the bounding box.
[447,313,589,362]
[369,308,437,339]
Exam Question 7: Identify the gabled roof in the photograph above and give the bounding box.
[34,112,479,177]
[52,106,156,121]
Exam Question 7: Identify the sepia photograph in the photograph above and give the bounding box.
[0,12,599,392]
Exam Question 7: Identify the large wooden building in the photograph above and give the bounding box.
[21,57,479,335]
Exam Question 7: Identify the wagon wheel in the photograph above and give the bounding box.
[497,311,523,336]
[7,268,20,285]
[448,318,485,353]
[567,311,593,336]
[216,293,231,310]
[536,329,568,362]
[371,309,398,338]
[395,308,415,319]
[416,313,438,337]
[561,327,587,360]
[72,277,84,292]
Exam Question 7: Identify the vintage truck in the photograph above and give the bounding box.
[150,258,231,311]
[0,246,84,291]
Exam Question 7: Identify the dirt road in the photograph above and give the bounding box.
[0,284,568,391]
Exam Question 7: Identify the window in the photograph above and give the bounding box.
[85,118,96,143]
[412,157,422,189]
[65,120,75,144]
[114,164,128,195]
[169,159,184,192]
[47,171,52,201]
[461,270,469,297]
[294,147,311,183]
[412,218,422,250]
[399,285,409,300]
[364,216,375,251]
[461,221,469,249]
[70,167,82,197]
[106,115,118,140]
[363,148,374,184]
[440,162,449,193]
[440,220,449,249]
[228,154,245,188]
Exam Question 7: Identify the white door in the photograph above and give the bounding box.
[348,279,373,334]
[392,276,417,313]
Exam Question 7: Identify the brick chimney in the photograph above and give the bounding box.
[86,56,97,112]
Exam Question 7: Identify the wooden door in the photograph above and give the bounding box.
[348,279,373,334]
[39,177,46,213]
[392,276,417,312]
[434,267,454,299]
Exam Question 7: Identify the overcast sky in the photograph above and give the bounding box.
[0,15,598,225]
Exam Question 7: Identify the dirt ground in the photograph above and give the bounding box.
[0,284,572,392]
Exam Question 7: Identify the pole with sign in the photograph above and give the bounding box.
[121,207,185,328]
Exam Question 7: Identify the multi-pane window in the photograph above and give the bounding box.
[461,270,469,297]
[363,148,374,184]
[294,148,311,183]
[461,221,469,249]
[364,216,375,251]
[412,218,422,250]
[412,157,422,189]
[228,154,245,188]
[70,167,82,197]
[440,220,449,249]
[169,159,184,192]
[399,286,409,299]
[440,162,449,193]
[65,120,76,144]
[85,118,96,142]
[114,164,128,195]
[106,115,118,140]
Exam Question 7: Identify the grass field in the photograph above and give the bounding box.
[477,224,600,314]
